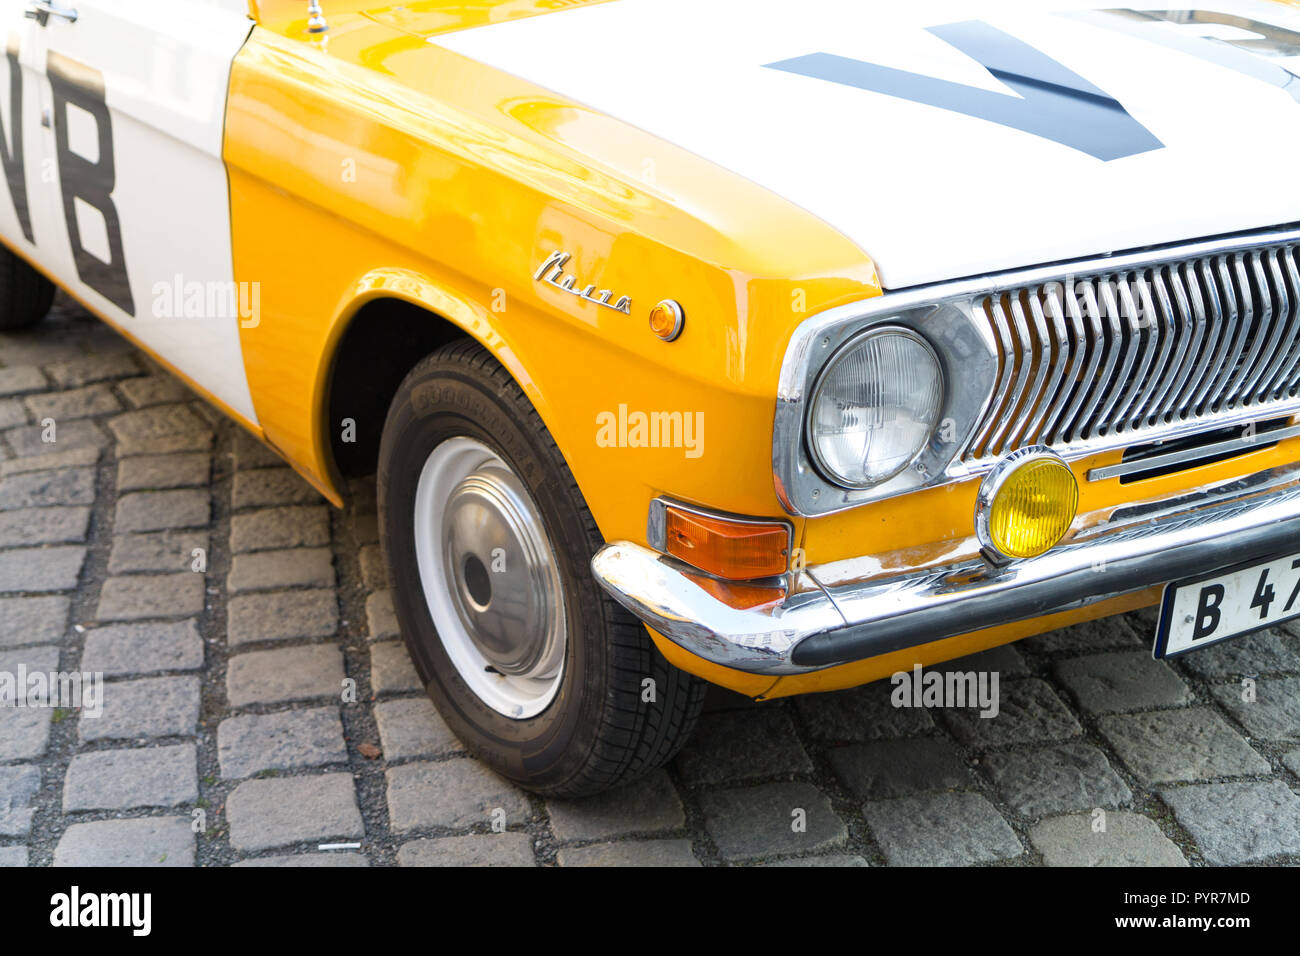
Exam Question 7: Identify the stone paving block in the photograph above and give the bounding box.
[227,547,335,594]
[366,589,398,640]
[1210,676,1300,743]
[232,430,283,470]
[0,331,86,367]
[374,697,460,760]
[0,546,86,593]
[62,744,198,810]
[79,676,201,742]
[80,620,204,676]
[547,770,684,843]
[935,642,1030,677]
[0,707,52,762]
[941,678,1082,749]
[763,853,871,867]
[47,352,140,388]
[557,839,700,867]
[675,709,812,786]
[1284,749,1300,778]
[1179,631,1300,678]
[359,544,389,589]
[0,846,26,866]
[398,833,537,867]
[794,680,934,742]
[226,773,364,852]
[1160,780,1300,865]
[370,641,421,693]
[108,530,209,574]
[106,404,212,456]
[0,764,41,837]
[1030,812,1187,866]
[827,737,974,801]
[0,467,95,509]
[118,375,191,409]
[0,399,25,429]
[230,506,330,553]
[386,758,530,832]
[233,853,369,867]
[232,468,323,508]
[226,589,338,645]
[0,366,47,396]
[1098,708,1270,784]
[116,453,210,491]
[24,384,120,421]
[0,596,69,646]
[0,505,90,546]
[52,817,195,867]
[0,643,59,675]
[226,645,345,707]
[864,792,1022,866]
[96,574,205,622]
[217,707,348,779]
[1054,651,1192,714]
[982,742,1132,818]
[0,446,99,476]
[114,489,209,533]
[3,420,108,459]
[699,782,847,862]
[1022,616,1145,655]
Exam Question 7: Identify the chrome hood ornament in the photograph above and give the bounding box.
[533,251,631,315]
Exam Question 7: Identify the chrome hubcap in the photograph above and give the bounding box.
[413,438,566,719]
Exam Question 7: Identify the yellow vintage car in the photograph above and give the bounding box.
[3,0,1300,795]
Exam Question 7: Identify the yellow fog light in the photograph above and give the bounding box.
[976,448,1078,563]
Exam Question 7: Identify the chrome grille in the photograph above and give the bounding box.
[958,241,1300,465]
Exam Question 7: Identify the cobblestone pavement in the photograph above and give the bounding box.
[2,297,1300,867]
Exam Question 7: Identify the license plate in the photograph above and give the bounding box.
[1155,552,1300,658]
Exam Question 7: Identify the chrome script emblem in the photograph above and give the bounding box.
[533,251,631,314]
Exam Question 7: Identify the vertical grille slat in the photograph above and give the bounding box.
[961,239,1300,468]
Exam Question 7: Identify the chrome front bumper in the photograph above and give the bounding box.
[591,469,1300,675]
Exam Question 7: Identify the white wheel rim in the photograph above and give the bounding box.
[413,437,567,719]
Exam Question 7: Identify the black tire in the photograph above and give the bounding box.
[378,339,706,796]
[0,246,55,332]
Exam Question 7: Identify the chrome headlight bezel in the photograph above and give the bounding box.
[773,290,999,517]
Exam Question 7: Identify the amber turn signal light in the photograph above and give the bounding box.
[663,505,790,580]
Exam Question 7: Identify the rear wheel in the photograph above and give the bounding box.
[377,339,706,796]
[0,246,55,332]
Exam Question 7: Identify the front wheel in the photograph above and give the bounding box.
[377,339,706,796]
[0,245,55,331]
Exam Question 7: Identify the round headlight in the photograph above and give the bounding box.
[808,327,944,487]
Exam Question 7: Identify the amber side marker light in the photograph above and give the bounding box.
[649,300,685,341]
[663,505,789,580]
[976,448,1079,563]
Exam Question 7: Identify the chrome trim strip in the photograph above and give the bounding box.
[596,472,1300,675]
[1085,422,1300,482]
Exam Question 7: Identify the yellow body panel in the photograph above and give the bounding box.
[214,9,1300,696]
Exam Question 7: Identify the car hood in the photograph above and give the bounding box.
[389,0,1300,289]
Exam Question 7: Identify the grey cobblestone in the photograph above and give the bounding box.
[675,709,812,785]
[982,742,1131,818]
[0,597,68,646]
[24,384,121,421]
[227,547,334,593]
[106,405,212,456]
[79,676,201,742]
[231,506,330,553]
[557,839,698,867]
[226,589,338,645]
[0,847,27,866]
[0,445,99,475]
[941,678,1082,748]
[700,782,847,862]
[115,489,210,533]
[1029,812,1187,866]
[0,467,95,509]
[863,792,1022,866]
[226,644,345,707]
[365,589,398,640]
[0,646,58,761]
[359,544,389,590]
[80,620,204,676]
[47,352,140,388]
[226,773,364,852]
[108,531,209,574]
[0,506,90,547]
[370,641,421,693]
[1054,651,1193,714]
[116,453,210,492]
[0,399,25,429]
[385,758,530,832]
[0,764,41,837]
[4,420,108,459]
[546,770,684,843]
[62,744,198,811]
[1209,676,1300,743]
[53,817,195,867]
[96,573,205,621]
[118,376,192,409]
[232,468,324,508]
[373,697,460,760]
[217,707,348,779]
[1180,630,1300,677]
[1160,781,1300,864]
[1098,708,1270,784]
[0,546,86,593]
[794,681,934,742]
[398,833,536,867]
[0,366,47,396]
[232,853,369,867]
[828,737,973,801]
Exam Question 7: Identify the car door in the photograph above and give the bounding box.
[28,0,260,424]
[0,0,53,260]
